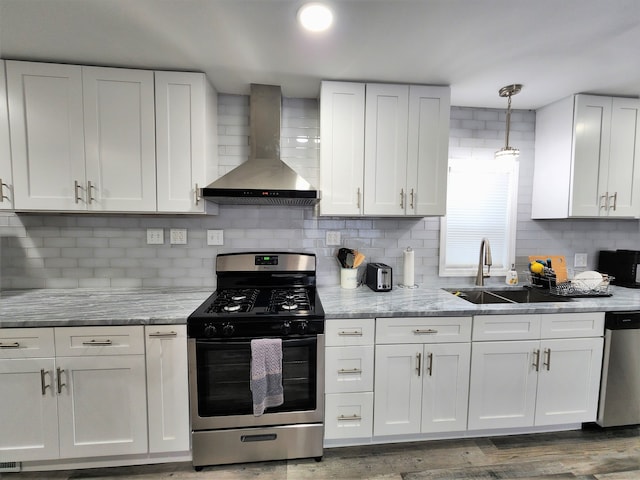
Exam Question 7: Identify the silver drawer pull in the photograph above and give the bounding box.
[338,414,362,421]
[56,367,66,394]
[413,329,438,335]
[0,342,20,349]
[338,330,363,336]
[338,368,362,374]
[148,331,178,338]
[40,369,51,395]
[82,339,113,346]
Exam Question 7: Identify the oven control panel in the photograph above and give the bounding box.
[190,319,324,339]
[255,255,278,266]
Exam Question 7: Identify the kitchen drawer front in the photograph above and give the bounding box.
[376,317,472,344]
[324,392,374,440]
[54,326,145,356]
[325,318,375,346]
[473,314,541,341]
[325,345,374,393]
[540,312,605,339]
[0,328,55,359]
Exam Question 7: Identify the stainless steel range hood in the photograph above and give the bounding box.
[201,84,320,206]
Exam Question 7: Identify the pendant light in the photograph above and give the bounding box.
[495,84,523,159]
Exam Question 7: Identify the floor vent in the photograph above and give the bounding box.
[0,461,21,472]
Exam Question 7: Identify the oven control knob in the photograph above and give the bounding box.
[203,324,217,338]
[297,320,309,334]
[222,323,235,337]
[281,321,291,335]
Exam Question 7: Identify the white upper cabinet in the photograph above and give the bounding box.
[319,81,366,216]
[0,60,13,210]
[8,61,87,211]
[82,66,156,212]
[155,71,218,213]
[532,94,640,219]
[320,81,450,217]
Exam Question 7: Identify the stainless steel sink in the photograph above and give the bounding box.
[446,287,571,304]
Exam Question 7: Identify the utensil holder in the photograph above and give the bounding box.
[340,268,358,289]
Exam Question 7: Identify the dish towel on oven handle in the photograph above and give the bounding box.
[250,338,284,416]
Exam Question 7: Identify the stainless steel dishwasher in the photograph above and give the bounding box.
[597,311,640,427]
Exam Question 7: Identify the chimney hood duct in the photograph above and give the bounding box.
[201,84,320,206]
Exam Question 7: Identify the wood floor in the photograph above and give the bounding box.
[4,424,639,480]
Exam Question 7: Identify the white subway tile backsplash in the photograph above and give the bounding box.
[2,97,639,290]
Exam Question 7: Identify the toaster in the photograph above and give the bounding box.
[366,263,393,292]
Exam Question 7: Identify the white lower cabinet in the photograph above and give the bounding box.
[324,319,375,441]
[374,317,471,437]
[0,324,190,464]
[145,325,190,453]
[468,313,604,430]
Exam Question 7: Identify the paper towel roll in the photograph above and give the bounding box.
[403,247,415,287]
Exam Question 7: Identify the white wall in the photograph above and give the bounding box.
[1,95,639,290]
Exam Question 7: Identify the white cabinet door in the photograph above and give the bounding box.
[420,343,470,433]
[56,355,148,458]
[468,341,539,430]
[0,358,59,462]
[319,81,365,215]
[82,66,156,212]
[607,97,640,217]
[534,337,604,426]
[0,60,13,210]
[374,344,422,436]
[155,71,218,213]
[407,85,450,216]
[7,61,86,211]
[364,83,409,216]
[145,325,190,453]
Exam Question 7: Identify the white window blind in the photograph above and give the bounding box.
[439,157,519,277]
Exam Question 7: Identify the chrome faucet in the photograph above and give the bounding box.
[475,237,493,286]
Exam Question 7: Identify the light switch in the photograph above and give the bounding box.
[170,229,187,245]
[207,230,224,246]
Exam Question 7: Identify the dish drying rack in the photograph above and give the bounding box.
[524,272,614,297]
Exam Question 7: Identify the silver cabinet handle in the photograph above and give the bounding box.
[0,342,20,349]
[56,367,66,394]
[87,181,95,205]
[600,191,609,210]
[74,180,83,204]
[338,330,363,336]
[400,188,405,209]
[0,178,8,203]
[148,331,178,338]
[40,369,51,395]
[82,339,113,346]
[195,183,201,206]
[543,348,551,371]
[609,192,617,211]
[426,352,433,376]
[338,414,362,421]
[533,349,541,372]
[413,329,438,335]
[356,187,361,210]
[338,368,362,374]
[410,188,415,210]
[416,352,422,377]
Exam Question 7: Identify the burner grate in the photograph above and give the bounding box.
[268,288,311,313]
[206,288,259,314]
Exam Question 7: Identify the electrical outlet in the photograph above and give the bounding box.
[207,229,224,246]
[146,228,164,245]
[574,253,588,268]
[326,231,341,246]
[170,228,187,245]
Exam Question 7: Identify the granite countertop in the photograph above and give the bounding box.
[1,285,640,328]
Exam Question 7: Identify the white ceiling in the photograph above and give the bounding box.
[1,0,640,109]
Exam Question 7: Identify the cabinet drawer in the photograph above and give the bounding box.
[54,326,145,356]
[324,392,374,440]
[325,345,374,393]
[376,317,471,344]
[325,318,375,346]
[473,314,541,341]
[540,312,604,338]
[0,328,55,358]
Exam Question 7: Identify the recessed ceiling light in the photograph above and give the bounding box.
[297,3,333,32]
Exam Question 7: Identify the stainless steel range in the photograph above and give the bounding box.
[187,252,325,469]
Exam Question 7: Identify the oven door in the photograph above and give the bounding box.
[188,334,325,430]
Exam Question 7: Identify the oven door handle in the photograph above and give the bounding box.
[195,336,318,348]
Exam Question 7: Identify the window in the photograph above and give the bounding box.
[439,157,519,277]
